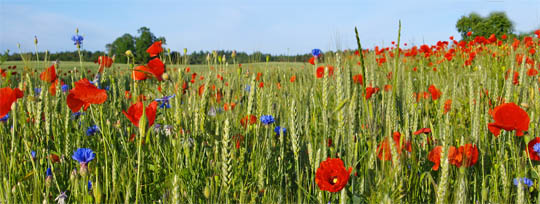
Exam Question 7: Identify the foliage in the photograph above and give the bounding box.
[456,12,514,40]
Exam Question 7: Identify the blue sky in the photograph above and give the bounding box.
[1,0,539,55]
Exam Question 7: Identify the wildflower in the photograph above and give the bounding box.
[72,148,95,175]
[0,87,24,118]
[260,115,275,125]
[428,146,443,170]
[377,132,412,161]
[61,84,69,93]
[123,101,158,127]
[146,41,163,57]
[527,137,540,161]
[46,167,52,181]
[428,85,441,100]
[0,114,8,122]
[86,125,99,136]
[514,178,533,188]
[66,78,107,112]
[364,86,379,99]
[312,49,322,57]
[315,158,352,193]
[352,74,363,85]
[155,94,175,109]
[207,107,217,117]
[55,191,67,204]
[96,56,113,73]
[274,126,286,135]
[88,181,92,191]
[316,66,334,78]
[309,56,316,65]
[413,128,431,135]
[132,58,165,81]
[244,85,252,92]
[71,112,84,119]
[31,150,36,159]
[72,35,84,46]
[34,88,42,96]
[233,134,244,149]
[444,99,452,114]
[488,103,530,137]
[240,115,257,127]
[448,144,478,168]
[290,75,296,82]
[40,64,57,83]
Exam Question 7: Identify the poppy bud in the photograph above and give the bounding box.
[162,73,169,81]
[34,36,38,45]
[206,54,211,62]
[183,48,188,55]
[125,50,133,57]
[231,50,236,58]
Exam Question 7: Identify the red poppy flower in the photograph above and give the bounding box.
[527,137,540,161]
[240,115,257,127]
[96,56,114,73]
[198,85,205,96]
[256,72,262,81]
[444,99,452,114]
[365,86,379,99]
[0,69,6,77]
[352,74,363,85]
[40,64,57,83]
[49,154,60,163]
[232,134,244,149]
[428,146,442,170]
[66,78,107,112]
[428,85,441,100]
[527,68,538,76]
[384,84,392,92]
[122,101,158,127]
[146,41,163,57]
[309,56,316,65]
[460,144,478,167]
[467,31,472,37]
[49,79,59,96]
[315,158,352,193]
[414,128,431,135]
[316,66,334,78]
[447,146,462,167]
[488,103,529,137]
[147,58,165,81]
[0,87,24,118]
[258,82,264,88]
[185,67,191,73]
[133,65,150,81]
[290,75,296,82]
[377,132,412,161]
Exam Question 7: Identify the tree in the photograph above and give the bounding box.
[135,27,157,64]
[456,12,514,40]
[106,33,135,63]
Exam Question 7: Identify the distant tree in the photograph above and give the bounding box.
[456,12,514,40]
[106,34,135,63]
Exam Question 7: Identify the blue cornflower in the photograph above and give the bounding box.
[72,35,84,46]
[88,181,92,191]
[533,143,540,157]
[34,88,42,96]
[72,148,95,165]
[46,167,52,177]
[61,84,69,93]
[244,85,253,92]
[513,177,533,188]
[312,49,322,57]
[71,112,84,119]
[260,115,275,125]
[86,125,99,136]
[274,126,286,135]
[155,94,175,109]
[0,114,9,122]
[105,86,110,91]
[31,151,36,159]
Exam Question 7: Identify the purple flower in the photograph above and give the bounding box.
[72,148,95,165]
[274,126,286,135]
[260,115,275,125]
[514,177,533,188]
[72,35,84,46]
[46,167,52,177]
[155,94,175,109]
[0,114,8,122]
[86,125,99,136]
[311,49,322,57]
[61,84,69,92]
